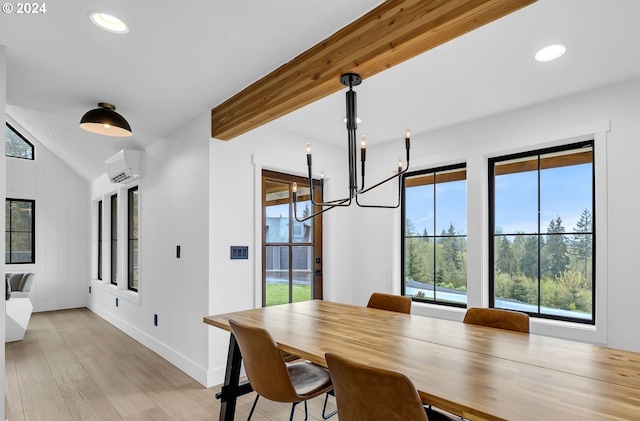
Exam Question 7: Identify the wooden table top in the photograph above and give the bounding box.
[204,300,640,421]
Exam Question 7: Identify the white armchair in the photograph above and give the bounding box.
[7,272,34,299]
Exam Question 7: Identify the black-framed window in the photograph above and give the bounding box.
[5,199,35,264]
[402,164,467,307]
[110,194,118,285]
[128,186,139,292]
[489,141,594,324]
[98,200,103,280]
[5,123,34,160]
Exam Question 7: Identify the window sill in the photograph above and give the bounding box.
[91,279,140,305]
[411,301,605,345]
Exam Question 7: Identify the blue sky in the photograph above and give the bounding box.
[405,163,592,236]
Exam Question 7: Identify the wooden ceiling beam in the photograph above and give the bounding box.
[211,0,536,140]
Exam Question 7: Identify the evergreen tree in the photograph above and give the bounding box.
[405,219,425,282]
[495,236,514,275]
[520,236,538,280]
[441,223,461,271]
[570,209,592,278]
[542,216,569,278]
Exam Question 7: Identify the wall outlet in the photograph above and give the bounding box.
[154,314,158,326]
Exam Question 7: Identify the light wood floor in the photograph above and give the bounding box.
[5,308,337,421]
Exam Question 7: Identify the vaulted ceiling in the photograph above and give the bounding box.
[2,0,640,181]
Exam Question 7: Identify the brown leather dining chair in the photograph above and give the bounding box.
[228,319,333,421]
[366,292,412,314]
[463,307,530,333]
[322,292,413,418]
[325,352,457,421]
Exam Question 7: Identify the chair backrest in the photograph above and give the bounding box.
[228,319,299,402]
[463,307,529,333]
[18,273,34,292]
[325,352,429,421]
[8,273,23,292]
[366,292,412,314]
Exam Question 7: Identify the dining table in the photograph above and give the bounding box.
[203,299,640,421]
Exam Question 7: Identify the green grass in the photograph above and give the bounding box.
[265,284,311,307]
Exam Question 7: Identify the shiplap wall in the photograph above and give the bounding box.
[5,117,89,312]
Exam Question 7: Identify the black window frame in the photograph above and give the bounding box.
[110,194,118,286]
[98,200,103,280]
[401,163,468,309]
[5,198,36,264]
[127,186,138,292]
[5,123,35,160]
[488,140,595,324]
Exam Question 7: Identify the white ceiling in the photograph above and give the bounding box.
[2,0,640,181]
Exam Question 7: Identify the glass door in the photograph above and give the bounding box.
[262,170,323,306]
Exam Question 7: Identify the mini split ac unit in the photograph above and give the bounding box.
[105,149,142,184]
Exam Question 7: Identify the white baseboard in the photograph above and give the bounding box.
[33,301,87,313]
[87,303,211,387]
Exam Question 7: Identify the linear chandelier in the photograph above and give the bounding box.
[293,73,411,222]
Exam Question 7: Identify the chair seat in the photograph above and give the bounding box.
[288,362,333,399]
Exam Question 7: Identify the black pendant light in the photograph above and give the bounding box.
[79,102,132,137]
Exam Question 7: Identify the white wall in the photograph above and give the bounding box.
[1,43,8,421]
[206,122,352,385]
[5,116,89,312]
[356,77,640,352]
[88,113,211,386]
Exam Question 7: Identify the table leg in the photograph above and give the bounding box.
[215,333,253,421]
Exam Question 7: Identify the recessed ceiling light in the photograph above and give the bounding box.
[88,11,129,34]
[535,44,566,62]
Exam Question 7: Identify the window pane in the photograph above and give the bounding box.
[434,235,467,305]
[292,220,312,244]
[405,237,434,286]
[293,183,314,243]
[435,177,466,235]
[10,201,33,231]
[5,124,34,160]
[493,234,539,312]
[494,158,539,234]
[292,246,312,302]
[129,239,138,290]
[405,184,434,236]
[265,180,290,243]
[10,233,33,263]
[540,162,592,233]
[265,245,289,306]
